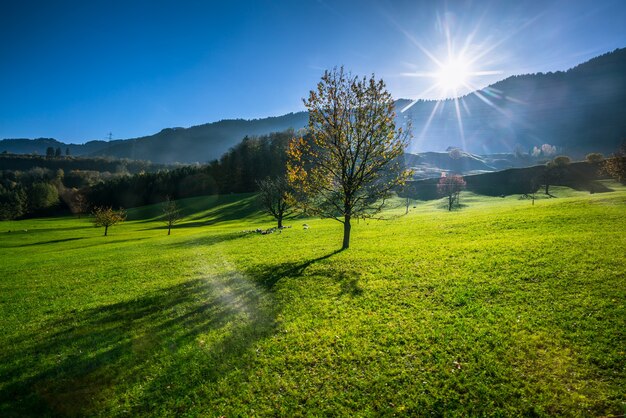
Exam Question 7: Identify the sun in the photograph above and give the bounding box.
[436,57,471,92]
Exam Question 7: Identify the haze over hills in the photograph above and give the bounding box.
[401,48,626,156]
[1,48,624,164]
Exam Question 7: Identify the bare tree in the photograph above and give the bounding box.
[438,175,466,211]
[522,176,541,205]
[163,196,182,235]
[287,67,411,249]
[74,192,88,218]
[257,176,294,228]
[92,207,126,236]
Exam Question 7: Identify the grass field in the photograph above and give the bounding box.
[1,185,625,416]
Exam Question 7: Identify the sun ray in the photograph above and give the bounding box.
[417,100,442,142]
[453,97,466,149]
[400,83,441,112]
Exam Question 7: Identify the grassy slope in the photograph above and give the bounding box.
[0,185,625,416]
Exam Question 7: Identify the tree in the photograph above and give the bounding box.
[46,147,55,158]
[162,196,182,235]
[54,147,62,157]
[92,207,126,236]
[27,182,59,213]
[601,146,626,183]
[586,153,603,163]
[287,67,411,249]
[522,176,541,205]
[542,155,570,196]
[65,147,71,156]
[438,175,466,211]
[62,188,88,218]
[0,186,27,220]
[257,176,294,228]
[73,192,88,218]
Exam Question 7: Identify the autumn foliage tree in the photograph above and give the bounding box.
[602,145,626,183]
[92,206,126,236]
[287,67,411,249]
[257,176,294,229]
[438,175,466,211]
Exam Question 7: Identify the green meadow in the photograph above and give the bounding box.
[1,185,625,416]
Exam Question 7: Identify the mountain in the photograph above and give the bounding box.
[0,138,111,156]
[399,48,626,156]
[403,150,536,180]
[0,113,308,164]
[2,48,625,163]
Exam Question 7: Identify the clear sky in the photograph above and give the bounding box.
[1,0,625,143]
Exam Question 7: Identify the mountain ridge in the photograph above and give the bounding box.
[2,48,625,163]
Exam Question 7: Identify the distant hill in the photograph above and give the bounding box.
[403,149,543,180]
[404,160,611,200]
[2,48,625,163]
[0,113,308,164]
[399,48,626,156]
[0,138,111,156]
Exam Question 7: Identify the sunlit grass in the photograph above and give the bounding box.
[1,183,625,416]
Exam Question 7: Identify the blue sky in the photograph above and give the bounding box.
[1,0,625,143]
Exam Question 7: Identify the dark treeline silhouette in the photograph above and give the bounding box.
[87,131,293,209]
[0,153,171,174]
[402,160,612,200]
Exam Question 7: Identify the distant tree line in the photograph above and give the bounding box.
[0,131,294,220]
[0,153,171,174]
[402,158,612,201]
[0,167,63,219]
[87,130,294,209]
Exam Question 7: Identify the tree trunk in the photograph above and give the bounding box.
[405,197,409,214]
[545,183,549,195]
[168,223,171,235]
[448,194,453,211]
[342,215,351,249]
[277,215,283,229]
[104,225,108,236]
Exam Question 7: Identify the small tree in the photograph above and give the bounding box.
[27,182,59,213]
[257,176,294,228]
[438,175,466,211]
[287,67,411,249]
[542,155,571,196]
[601,146,626,183]
[54,147,62,157]
[586,153,603,163]
[74,192,88,218]
[92,207,126,236]
[46,147,55,158]
[162,196,182,235]
[522,176,541,205]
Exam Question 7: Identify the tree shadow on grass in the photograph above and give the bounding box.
[162,231,250,250]
[0,274,276,416]
[14,237,85,247]
[246,249,344,290]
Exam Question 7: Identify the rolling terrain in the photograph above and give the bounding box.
[1,185,624,416]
